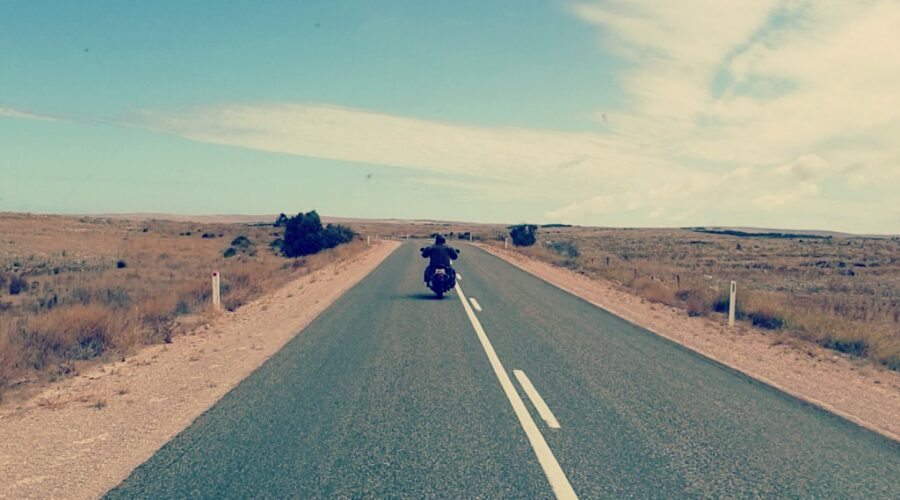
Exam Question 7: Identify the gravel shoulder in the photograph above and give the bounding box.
[479,244,900,443]
[0,241,400,500]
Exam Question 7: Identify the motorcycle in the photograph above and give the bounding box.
[421,245,459,299]
[426,266,455,299]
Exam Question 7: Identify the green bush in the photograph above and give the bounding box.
[231,235,252,248]
[510,224,537,247]
[883,355,900,371]
[748,311,785,329]
[281,210,356,257]
[322,224,355,249]
[223,247,238,258]
[712,295,745,319]
[8,276,28,295]
[547,240,580,258]
[821,338,868,357]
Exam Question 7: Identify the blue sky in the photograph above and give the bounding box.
[2,1,899,232]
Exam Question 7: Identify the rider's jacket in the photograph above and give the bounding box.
[421,244,458,268]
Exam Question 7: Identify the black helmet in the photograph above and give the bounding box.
[435,234,446,245]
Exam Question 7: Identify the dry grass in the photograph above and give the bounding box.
[471,226,900,371]
[0,213,365,400]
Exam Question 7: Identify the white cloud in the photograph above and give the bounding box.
[560,0,900,232]
[545,194,618,221]
[773,154,830,181]
[753,182,819,209]
[139,103,694,199]
[0,107,57,122]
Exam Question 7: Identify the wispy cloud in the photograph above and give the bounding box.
[138,102,694,195]
[0,107,58,122]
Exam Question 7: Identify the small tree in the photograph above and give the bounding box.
[283,211,326,257]
[509,224,538,247]
[281,210,355,257]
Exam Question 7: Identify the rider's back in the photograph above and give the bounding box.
[422,243,458,268]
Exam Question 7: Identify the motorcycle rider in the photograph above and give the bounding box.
[421,234,458,285]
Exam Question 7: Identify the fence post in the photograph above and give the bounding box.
[728,280,737,328]
[212,272,221,311]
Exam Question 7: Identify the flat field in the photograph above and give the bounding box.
[492,226,900,370]
[0,213,364,398]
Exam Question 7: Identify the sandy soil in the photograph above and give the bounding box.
[479,244,900,443]
[0,241,399,500]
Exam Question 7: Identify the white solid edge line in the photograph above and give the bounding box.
[454,283,577,500]
[513,370,561,429]
[469,297,483,312]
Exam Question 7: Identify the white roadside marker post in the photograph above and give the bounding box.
[728,280,737,328]
[212,272,221,311]
[505,236,509,249]
[469,233,473,242]
[367,235,371,246]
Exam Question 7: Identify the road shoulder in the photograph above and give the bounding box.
[0,241,400,500]
[478,244,900,443]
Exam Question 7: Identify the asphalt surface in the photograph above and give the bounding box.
[107,242,900,499]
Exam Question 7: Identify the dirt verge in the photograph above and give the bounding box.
[479,244,900,443]
[0,241,399,500]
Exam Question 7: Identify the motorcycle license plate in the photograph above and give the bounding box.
[434,269,446,275]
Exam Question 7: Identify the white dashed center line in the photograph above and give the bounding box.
[454,282,577,499]
[469,297,482,312]
[513,370,561,429]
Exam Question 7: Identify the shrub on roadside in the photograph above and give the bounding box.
[743,292,787,330]
[231,235,252,248]
[547,240,580,258]
[9,276,28,295]
[748,311,786,329]
[281,210,355,257]
[712,294,745,320]
[676,287,714,317]
[22,304,125,368]
[0,320,24,396]
[633,277,676,306]
[510,224,538,247]
[820,338,868,357]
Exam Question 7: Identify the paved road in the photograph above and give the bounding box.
[107,242,900,499]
